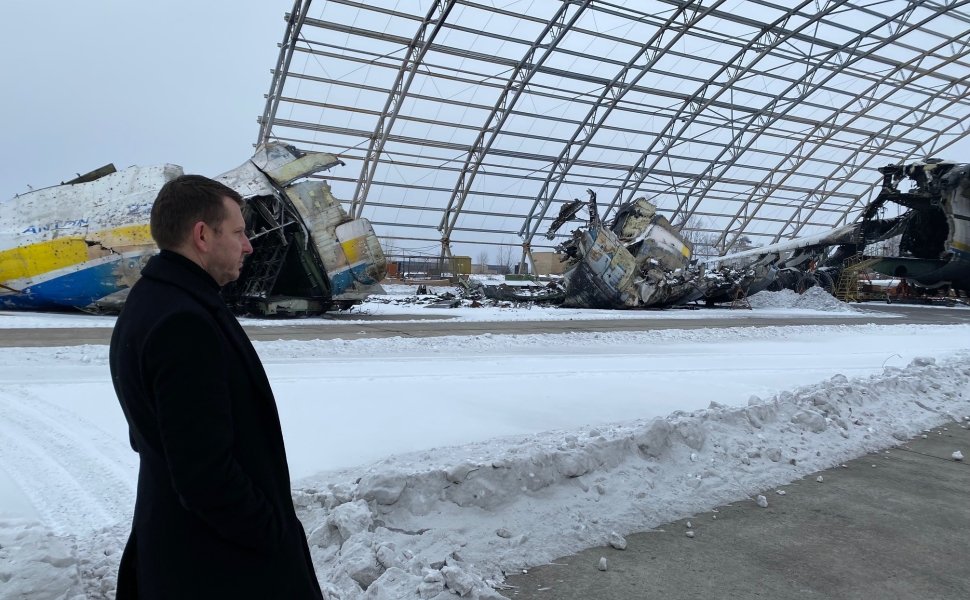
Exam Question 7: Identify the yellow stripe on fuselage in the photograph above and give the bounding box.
[0,237,91,281]
[952,240,970,253]
[340,236,364,265]
[0,224,155,281]
[95,224,154,248]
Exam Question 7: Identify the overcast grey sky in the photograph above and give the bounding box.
[0,0,291,201]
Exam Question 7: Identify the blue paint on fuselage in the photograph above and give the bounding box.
[0,259,123,310]
[329,262,378,295]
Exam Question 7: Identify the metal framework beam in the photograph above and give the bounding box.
[257,0,313,145]
[349,0,456,218]
[255,0,970,264]
[438,1,592,259]
[712,2,970,251]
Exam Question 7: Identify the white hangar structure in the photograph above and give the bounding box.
[257,0,970,270]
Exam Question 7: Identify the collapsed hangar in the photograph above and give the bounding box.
[257,0,970,271]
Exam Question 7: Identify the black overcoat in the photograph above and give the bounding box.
[109,250,323,599]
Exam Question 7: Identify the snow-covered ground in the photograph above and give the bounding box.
[1,291,969,599]
[0,285,892,330]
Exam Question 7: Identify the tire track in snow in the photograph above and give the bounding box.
[0,385,135,534]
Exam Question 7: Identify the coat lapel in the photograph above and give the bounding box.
[213,306,276,402]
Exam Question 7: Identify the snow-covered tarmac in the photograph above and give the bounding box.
[1,290,969,599]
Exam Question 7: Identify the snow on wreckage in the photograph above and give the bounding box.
[706,159,970,304]
[542,189,777,309]
[529,159,970,310]
[7,152,966,314]
[0,143,386,315]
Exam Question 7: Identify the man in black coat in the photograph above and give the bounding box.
[110,175,324,599]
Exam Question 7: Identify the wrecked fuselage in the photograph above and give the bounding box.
[864,160,970,291]
[545,160,969,311]
[711,159,970,298]
[217,143,386,315]
[0,143,386,315]
[551,190,703,309]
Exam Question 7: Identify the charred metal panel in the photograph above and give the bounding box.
[866,161,970,291]
[947,165,970,261]
[281,178,386,307]
[612,198,691,273]
[561,226,640,308]
[557,191,711,309]
[710,159,970,299]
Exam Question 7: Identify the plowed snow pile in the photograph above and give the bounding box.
[748,286,857,311]
[291,355,969,599]
[4,352,968,599]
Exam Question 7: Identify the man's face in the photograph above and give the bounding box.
[205,197,253,286]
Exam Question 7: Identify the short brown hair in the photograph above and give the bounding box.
[150,175,244,250]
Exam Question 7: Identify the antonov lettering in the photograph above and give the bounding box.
[21,219,90,234]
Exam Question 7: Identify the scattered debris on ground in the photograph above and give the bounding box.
[361,277,861,313]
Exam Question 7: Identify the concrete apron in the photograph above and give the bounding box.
[505,423,970,600]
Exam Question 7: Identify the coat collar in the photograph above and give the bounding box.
[141,250,223,312]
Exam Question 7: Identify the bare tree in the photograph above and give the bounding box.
[379,237,398,257]
[673,215,720,259]
[476,249,490,274]
[729,235,755,253]
[496,244,514,275]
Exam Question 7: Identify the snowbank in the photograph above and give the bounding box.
[747,286,857,312]
[5,353,968,599]
[291,353,970,599]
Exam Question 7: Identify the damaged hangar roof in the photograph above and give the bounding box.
[257,0,970,261]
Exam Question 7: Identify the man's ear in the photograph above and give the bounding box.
[190,221,208,253]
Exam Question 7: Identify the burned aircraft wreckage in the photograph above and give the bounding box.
[0,143,386,315]
[5,152,965,314]
[543,159,970,309]
[820,160,970,293]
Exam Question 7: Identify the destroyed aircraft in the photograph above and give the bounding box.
[0,143,386,315]
[548,189,719,309]
[713,159,970,298]
[546,159,970,309]
[467,191,760,309]
[867,160,970,291]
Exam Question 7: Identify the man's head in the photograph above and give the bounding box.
[150,175,253,286]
